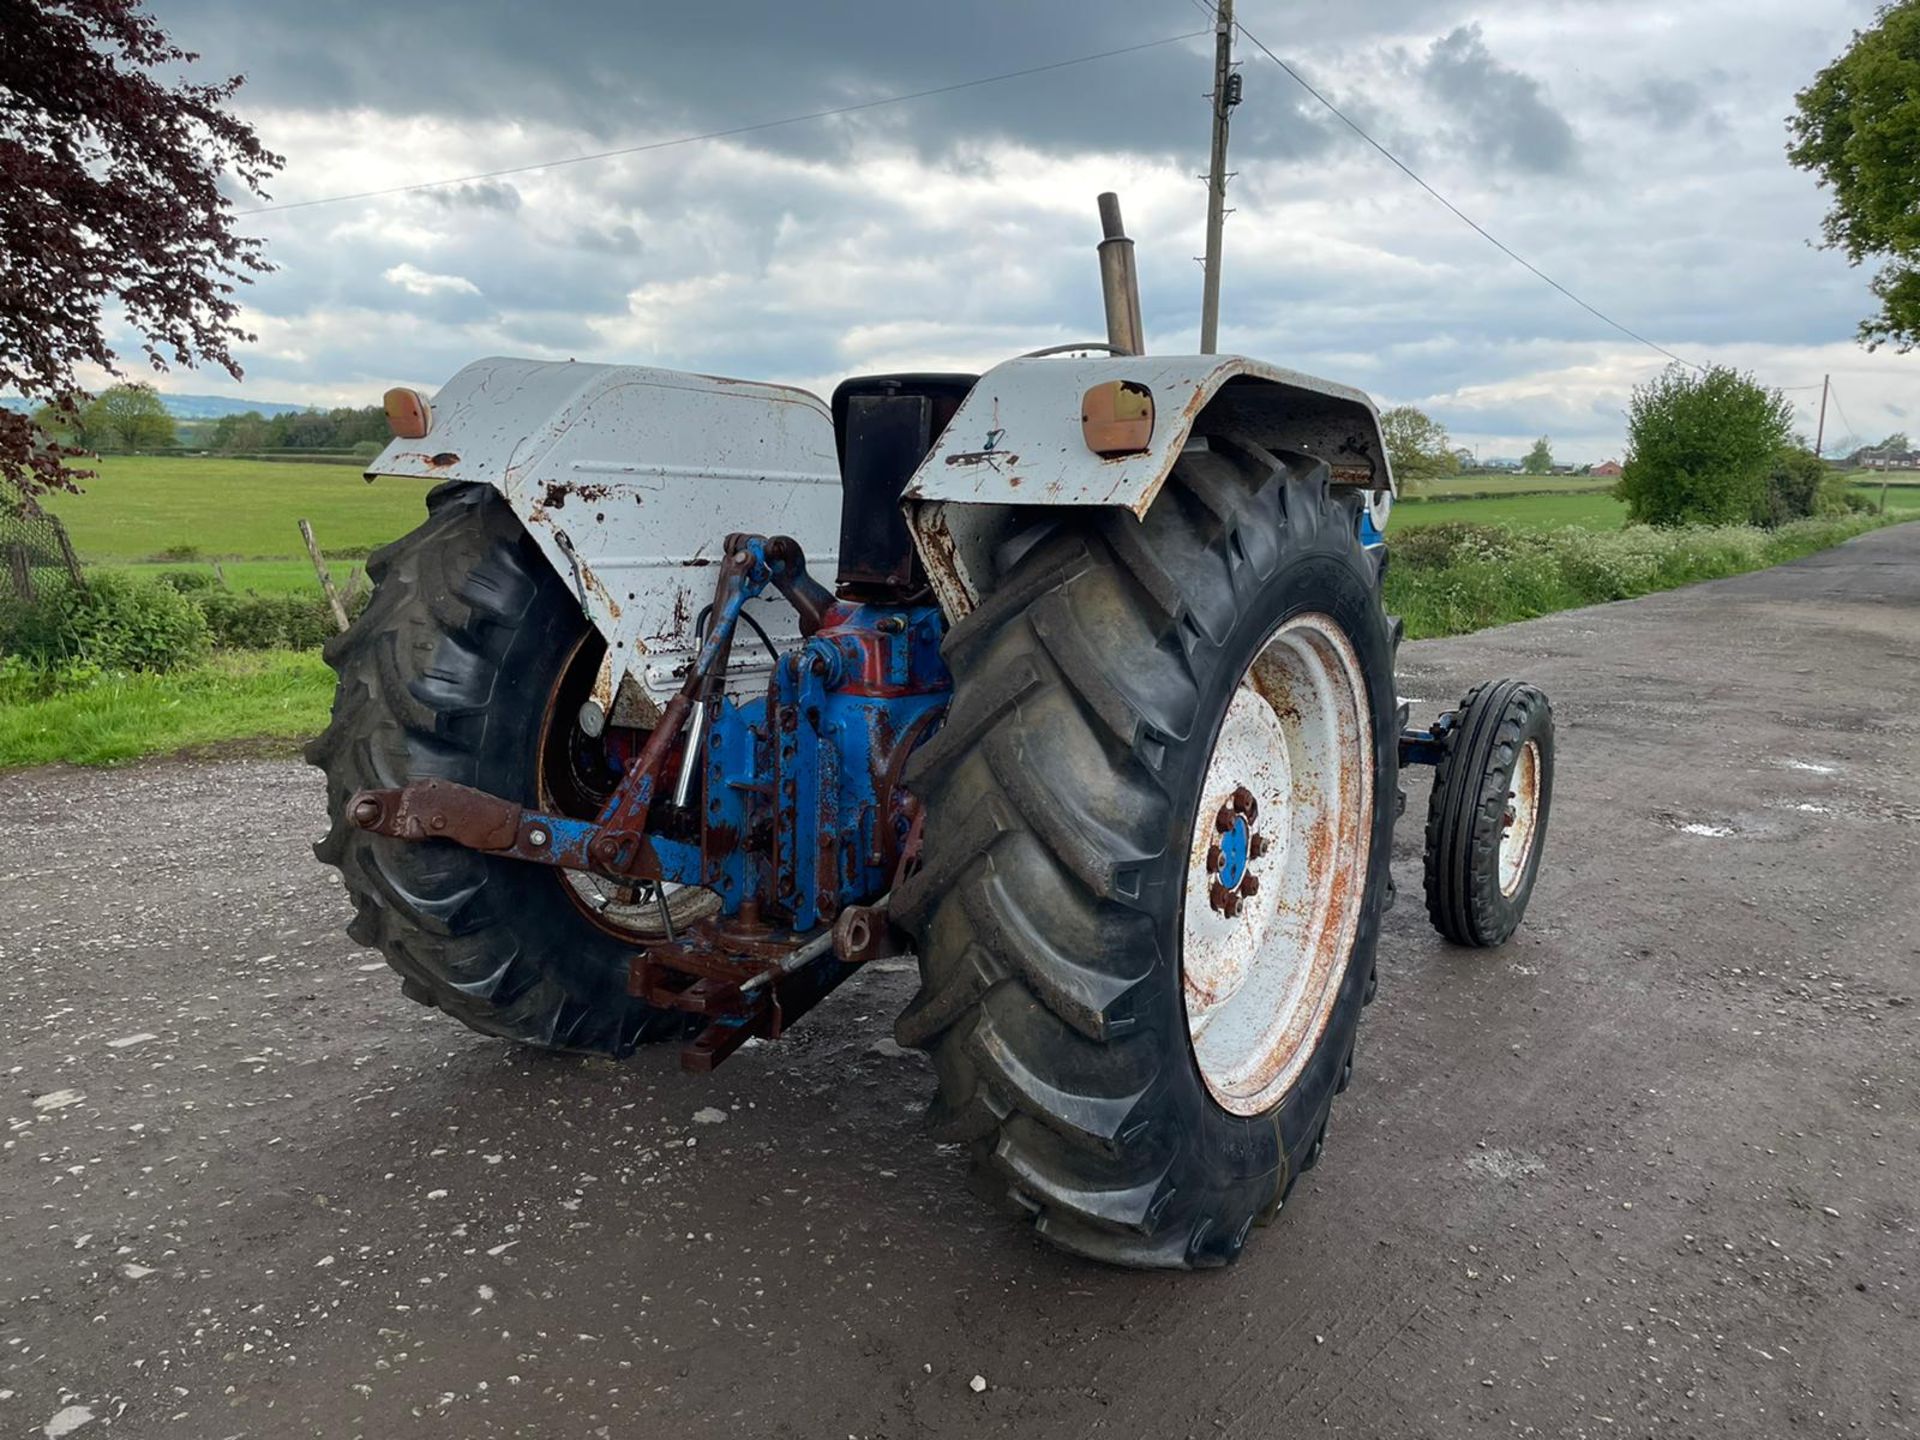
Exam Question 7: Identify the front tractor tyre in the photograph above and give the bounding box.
[894,437,1400,1269]
[307,482,701,1056]
[1422,679,1554,948]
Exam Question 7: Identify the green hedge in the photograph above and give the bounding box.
[0,572,210,674]
[0,570,363,694]
[193,590,352,650]
[1384,513,1891,639]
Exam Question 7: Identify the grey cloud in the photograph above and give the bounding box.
[136,0,1912,457]
[158,0,1401,170]
[1416,25,1577,174]
[422,180,523,212]
[1619,75,1731,135]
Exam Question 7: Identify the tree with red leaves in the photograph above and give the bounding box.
[0,0,282,494]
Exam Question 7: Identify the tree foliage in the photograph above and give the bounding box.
[0,0,281,493]
[1757,445,1855,527]
[89,383,176,451]
[1616,365,1796,527]
[207,405,388,454]
[32,382,179,451]
[1787,1,1920,351]
[1379,404,1461,488]
[1523,436,1554,473]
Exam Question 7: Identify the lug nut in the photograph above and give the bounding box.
[527,826,550,848]
[1215,804,1235,834]
[1209,880,1232,914]
[1249,832,1269,859]
[1233,786,1258,822]
[1207,841,1224,872]
[1222,890,1243,918]
[1240,873,1260,897]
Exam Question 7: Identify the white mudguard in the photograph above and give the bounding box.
[901,353,1394,617]
[366,357,843,720]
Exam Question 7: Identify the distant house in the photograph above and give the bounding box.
[1592,459,1623,477]
[1861,449,1919,470]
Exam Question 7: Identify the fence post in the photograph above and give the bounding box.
[5,542,34,603]
[51,515,85,589]
[298,519,352,634]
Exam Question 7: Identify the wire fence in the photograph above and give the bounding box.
[0,478,86,602]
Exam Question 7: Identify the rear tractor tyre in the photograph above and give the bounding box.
[893,436,1400,1268]
[307,481,697,1056]
[1421,679,1554,948]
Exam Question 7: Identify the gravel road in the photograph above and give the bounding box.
[2,523,1915,1439]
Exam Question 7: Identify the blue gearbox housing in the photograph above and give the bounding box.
[692,599,948,930]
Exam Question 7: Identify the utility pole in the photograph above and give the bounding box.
[1815,373,1830,457]
[1199,0,1237,354]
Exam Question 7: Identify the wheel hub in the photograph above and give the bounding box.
[1206,790,1268,915]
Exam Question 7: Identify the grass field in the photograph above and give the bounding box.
[42,455,433,561]
[102,557,372,598]
[0,651,333,769]
[1416,473,1614,498]
[1856,481,1920,513]
[1396,491,1631,530]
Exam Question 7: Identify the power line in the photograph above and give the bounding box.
[237,30,1208,217]
[1195,1,1700,371]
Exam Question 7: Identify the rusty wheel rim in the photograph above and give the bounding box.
[536,633,720,940]
[1182,613,1374,1117]
[1498,739,1542,898]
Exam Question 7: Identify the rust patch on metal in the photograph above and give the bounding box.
[349,779,522,850]
[913,508,973,620]
[386,450,463,470]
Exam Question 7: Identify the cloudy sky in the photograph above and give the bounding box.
[131,0,1915,461]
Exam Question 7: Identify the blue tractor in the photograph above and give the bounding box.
[312,198,1553,1268]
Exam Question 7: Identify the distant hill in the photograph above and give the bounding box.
[1,391,314,420]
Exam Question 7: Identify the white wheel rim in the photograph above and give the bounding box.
[1498,739,1542,897]
[1366,489,1393,532]
[1182,614,1374,1117]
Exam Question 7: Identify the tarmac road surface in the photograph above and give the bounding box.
[2,523,1915,1438]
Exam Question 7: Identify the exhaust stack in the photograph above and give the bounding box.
[1097,192,1145,356]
